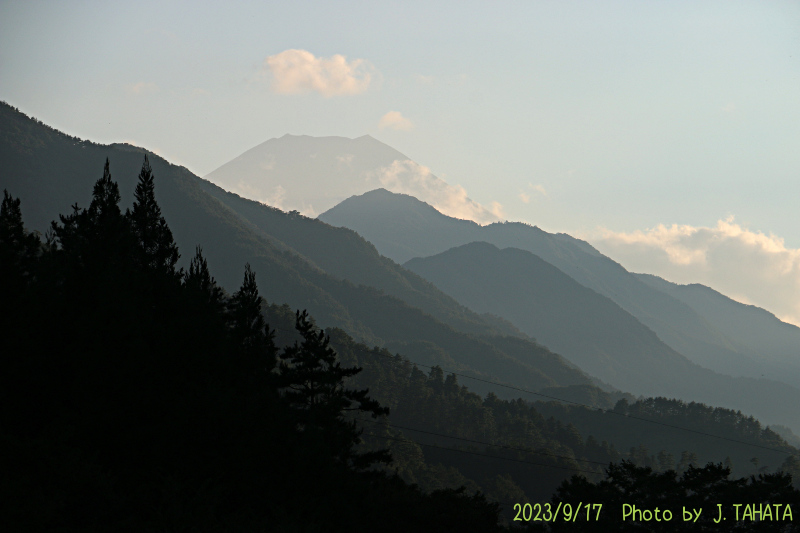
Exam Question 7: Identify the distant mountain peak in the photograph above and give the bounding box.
[204,134,502,223]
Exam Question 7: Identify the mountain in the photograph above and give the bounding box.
[402,241,800,430]
[320,189,800,430]
[0,101,592,401]
[405,242,696,391]
[205,133,458,219]
[319,189,800,389]
[637,274,800,384]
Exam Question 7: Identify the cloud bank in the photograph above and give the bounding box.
[369,160,502,224]
[593,218,800,326]
[378,111,413,131]
[264,49,373,97]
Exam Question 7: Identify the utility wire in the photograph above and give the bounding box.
[357,429,601,476]
[271,323,797,458]
[347,414,611,467]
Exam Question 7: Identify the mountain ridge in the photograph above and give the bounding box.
[0,101,594,403]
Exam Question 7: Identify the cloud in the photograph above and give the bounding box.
[264,49,373,97]
[258,154,276,171]
[592,218,800,326]
[367,160,502,224]
[489,201,505,219]
[378,111,413,131]
[519,183,548,204]
[128,82,159,95]
[336,154,355,165]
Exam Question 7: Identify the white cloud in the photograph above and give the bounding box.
[367,159,502,224]
[229,182,317,217]
[378,111,414,131]
[258,154,276,171]
[128,82,158,95]
[336,154,355,165]
[519,183,547,204]
[489,201,505,220]
[264,49,373,97]
[592,218,800,326]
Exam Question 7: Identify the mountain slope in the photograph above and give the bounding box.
[403,241,800,430]
[0,101,591,400]
[192,179,523,340]
[638,274,800,384]
[405,242,694,390]
[319,189,796,388]
[205,133,423,217]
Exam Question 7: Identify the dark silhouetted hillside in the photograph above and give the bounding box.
[0,101,592,402]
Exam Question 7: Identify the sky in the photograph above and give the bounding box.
[2,0,800,324]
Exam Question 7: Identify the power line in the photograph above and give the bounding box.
[347,414,611,467]
[272,323,797,458]
[362,347,797,458]
[357,430,601,476]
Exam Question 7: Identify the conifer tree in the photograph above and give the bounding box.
[0,190,40,288]
[184,246,224,311]
[128,155,179,275]
[89,158,121,222]
[277,309,391,469]
[227,263,276,373]
[51,158,126,263]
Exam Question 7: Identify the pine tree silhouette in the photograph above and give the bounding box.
[89,158,121,224]
[277,309,391,469]
[128,155,179,276]
[184,246,224,311]
[0,190,40,290]
[226,263,278,384]
[51,158,127,263]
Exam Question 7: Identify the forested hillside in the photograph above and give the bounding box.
[0,101,596,403]
[322,189,800,433]
[4,103,800,531]
[4,155,800,530]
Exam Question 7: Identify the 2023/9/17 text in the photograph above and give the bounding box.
[513,502,603,522]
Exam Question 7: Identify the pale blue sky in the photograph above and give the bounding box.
[3,0,800,321]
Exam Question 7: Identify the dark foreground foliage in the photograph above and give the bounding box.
[3,157,800,533]
[0,160,501,532]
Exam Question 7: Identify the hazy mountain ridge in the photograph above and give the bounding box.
[402,241,800,430]
[404,242,696,391]
[637,273,800,383]
[193,178,525,340]
[320,189,796,386]
[321,188,800,430]
[0,101,593,402]
[205,134,425,217]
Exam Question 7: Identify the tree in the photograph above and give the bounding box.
[88,158,122,226]
[227,263,274,362]
[277,309,390,469]
[128,155,179,276]
[0,190,40,292]
[51,158,127,263]
[183,246,224,312]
